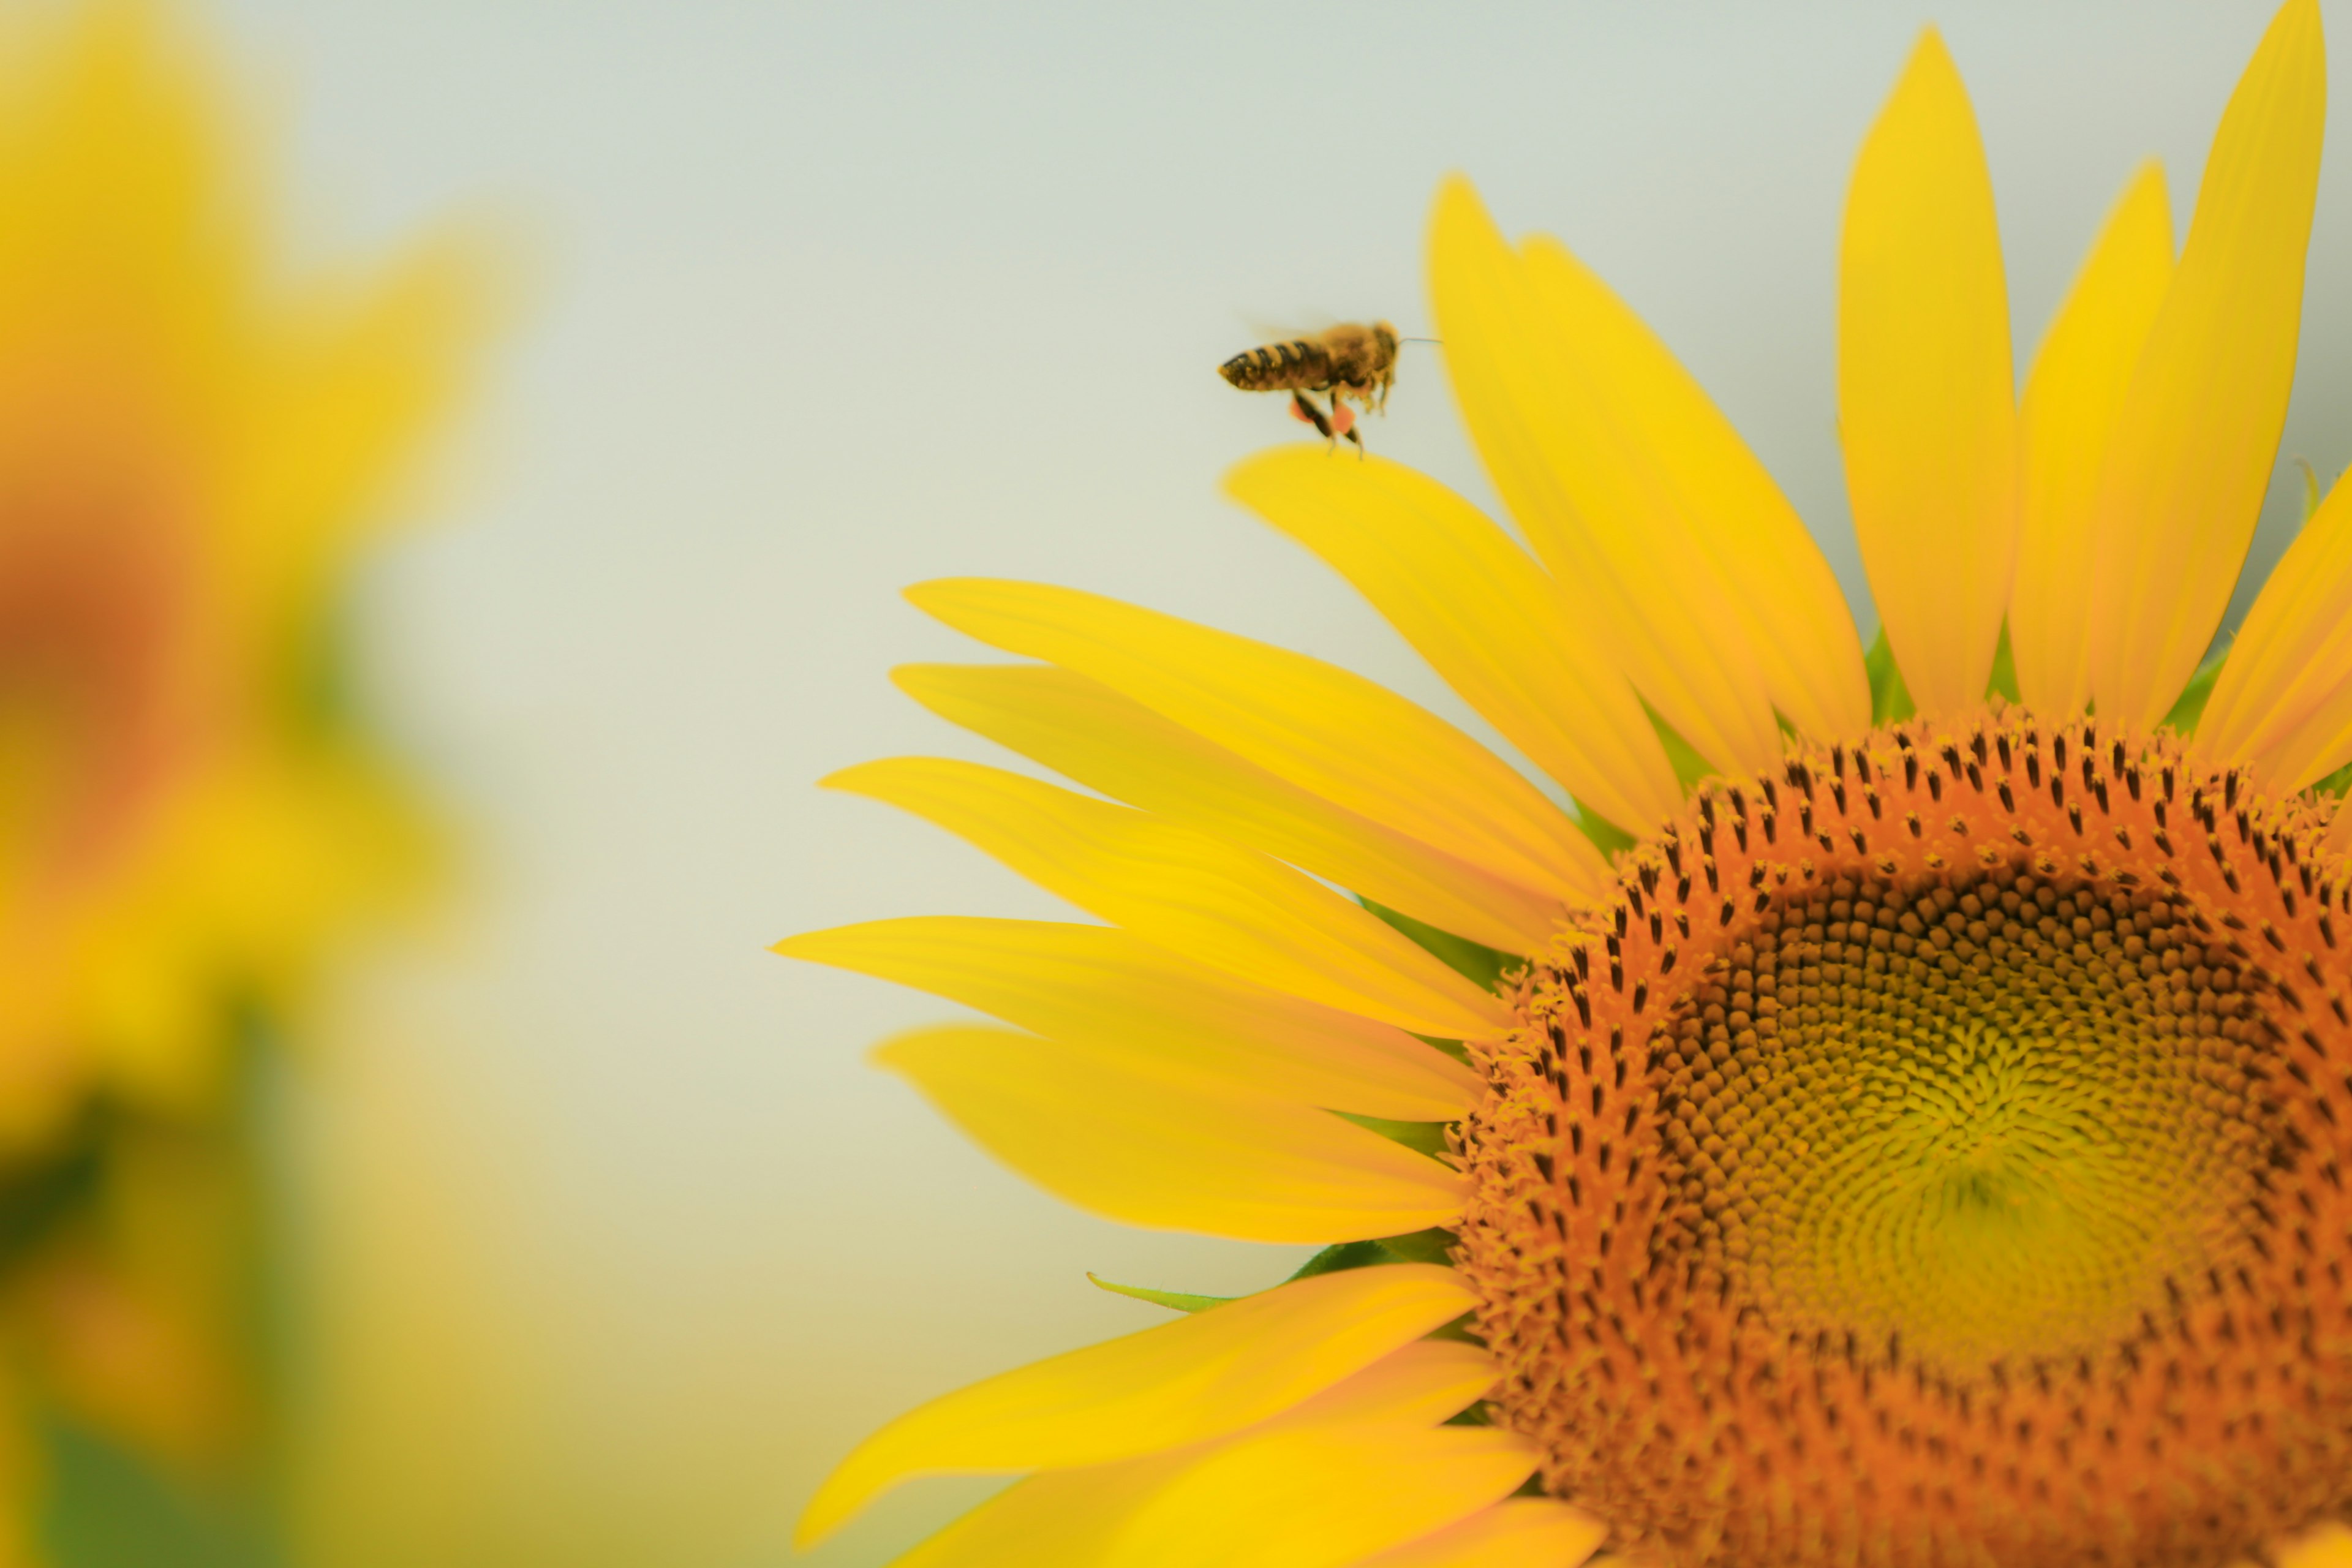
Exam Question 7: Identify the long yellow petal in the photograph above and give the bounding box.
[238,234,500,592]
[1266,1340,1499,1429]
[905,579,1597,899]
[1517,234,1872,745]
[1429,177,1782,776]
[827,758,1509,1039]
[2084,0,2325,729]
[795,1262,1477,1545]
[2275,1521,2352,1568]
[1357,1499,1610,1568]
[2200,478,2352,787]
[1225,448,1681,835]
[888,1452,1194,1568]
[872,1024,1465,1245]
[1104,1423,1538,1568]
[778,916,1479,1122]
[1838,28,2018,717]
[2012,162,2175,715]
[883,1339,1500,1568]
[895,662,1567,952]
[2331,801,2352,862]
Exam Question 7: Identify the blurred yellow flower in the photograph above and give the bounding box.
[0,0,485,1142]
[0,0,491,1557]
[790,3,2352,1566]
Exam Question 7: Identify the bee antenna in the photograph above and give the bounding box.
[1397,336,1442,346]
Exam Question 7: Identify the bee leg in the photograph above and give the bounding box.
[1290,389,1335,442]
[1329,397,1363,456]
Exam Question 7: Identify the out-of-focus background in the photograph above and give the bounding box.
[43,2,2346,1565]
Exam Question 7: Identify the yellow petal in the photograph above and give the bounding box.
[1225,447,1680,836]
[1838,28,2018,717]
[778,916,1479,1121]
[1357,1499,1610,1568]
[1428,177,1782,776]
[872,1024,1465,1244]
[826,758,1509,1039]
[2274,1520,2352,1568]
[2331,802,2352,861]
[2199,478,2352,787]
[1268,1340,1499,1430]
[882,1338,1500,1568]
[2012,162,2175,715]
[238,232,502,597]
[894,662,1566,952]
[2085,0,2326,729]
[1516,234,1871,745]
[1102,1422,1538,1568]
[795,1262,1477,1546]
[887,1452,1197,1568]
[905,579,1597,899]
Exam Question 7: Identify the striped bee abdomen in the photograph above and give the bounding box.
[1217,338,1332,391]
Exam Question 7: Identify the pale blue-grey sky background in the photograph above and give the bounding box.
[200,4,2352,1563]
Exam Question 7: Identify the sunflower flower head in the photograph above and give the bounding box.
[0,0,492,1554]
[790,4,2352,1564]
[0,0,489,1140]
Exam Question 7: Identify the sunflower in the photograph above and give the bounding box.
[0,0,483,1146]
[0,0,484,1551]
[786,6,2352,1566]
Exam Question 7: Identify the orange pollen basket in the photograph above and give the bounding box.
[1456,712,2352,1568]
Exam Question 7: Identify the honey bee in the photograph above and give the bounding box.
[1218,321,1401,451]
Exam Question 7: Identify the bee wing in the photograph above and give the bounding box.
[1237,311,1338,344]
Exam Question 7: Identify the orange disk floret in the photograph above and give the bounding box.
[1456,712,2352,1568]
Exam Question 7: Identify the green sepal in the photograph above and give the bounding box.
[2162,647,2228,737]
[1333,1112,1450,1159]
[2311,759,2352,799]
[1426,1311,1486,1344]
[1986,622,2020,704]
[1287,1240,1389,1281]
[1570,807,1637,861]
[1865,628,1915,723]
[1355,900,1514,1076]
[2154,649,2230,742]
[1866,624,2022,721]
[1366,1227,1456,1265]
[1286,1227,1457,1284]
[1642,699,1716,791]
[1413,1035,1474,1068]
[1359,899,1519,992]
[1085,1273,1231,1313]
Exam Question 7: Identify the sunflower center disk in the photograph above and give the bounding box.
[1457,716,2352,1568]
[1666,867,2264,1376]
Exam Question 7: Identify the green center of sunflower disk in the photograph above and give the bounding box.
[1651,865,2267,1373]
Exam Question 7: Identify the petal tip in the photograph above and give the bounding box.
[1898,23,1959,85]
[888,661,944,701]
[1432,170,1482,211]
[900,576,963,616]
[1877,23,1973,130]
[791,1472,864,1551]
[1430,173,1501,251]
[815,761,875,794]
